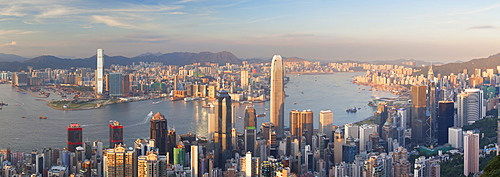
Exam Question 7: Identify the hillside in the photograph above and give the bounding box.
[414,53,500,76]
[0,51,241,71]
[0,53,29,62]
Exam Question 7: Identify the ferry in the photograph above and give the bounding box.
[257,113,266,117]
[346,107,357,113]
[39,115,47,119]
[184,97,200,102]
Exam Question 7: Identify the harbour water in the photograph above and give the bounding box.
[0,72,377,151]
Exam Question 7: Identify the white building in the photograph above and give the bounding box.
[464,130,479,176]
[319,110,333,139]
[448,127,463,149]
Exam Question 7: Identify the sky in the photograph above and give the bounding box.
[0,0,500,62]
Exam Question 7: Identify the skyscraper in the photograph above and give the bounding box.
[301,110,314,145]
[244,106,257,128]
[319,110,333,139]
[448,127,463,149]
[270,55,285,137]
[241,69,249,88]
[289,110,302,140]
[67,123,82,152]
[457,89,484,127]
[213,90,232,168]
[104,144,134,176]
[437,101,454,145]
[108,73,123,97]
[96,49,104,95]
[334,128,344,164]
[191,145,199,177]
[464,130,479,176]
[411,85,428,145]
[150,112,168,155]
[109,120,123,147]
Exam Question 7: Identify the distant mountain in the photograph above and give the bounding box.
[0,53,28,62]
[283,57,307,62]
[372,59,443,67]
[414,53,500,76]
[136,52,164,57]
[0,51,241,71]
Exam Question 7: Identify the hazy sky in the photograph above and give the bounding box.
[1,0,499,62]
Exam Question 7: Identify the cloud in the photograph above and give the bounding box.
[0,41,17,47]
[0,30,37,36]
[176,0,200,4]
[256,33,316,38]
[468,25,495,29]
[91,15,136,29]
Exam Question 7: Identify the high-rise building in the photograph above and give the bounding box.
[244,106,257,128]
[301,110,314,146]
[213,90,233,169]
[167,129,176,163]
[173,145,185,166]
[464,130,479,176]
[319,110,333,139]
[334,128,344,164]
[137,152,161,177]
[191,145,199,177]
[457,89,484,127]
[244,126,256,154]
[289,110,302,140]
[109,120,123,147]
[241,69,249,88]
[67,123,82,152]
[150,112,168,155]
[104,144,134,176]
[122,74,130,95]
[108,73,123,97]
[345,123,359,140]
[270,55,285,137]
[411,85,428,145]
[448,127,463,149]
[437,101,454,145]
[96,49,104,95]
[359,124,377,152]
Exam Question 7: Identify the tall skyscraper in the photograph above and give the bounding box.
[334,128,344,164]
[104,144,134,176]
[191,145,199,177]
[108,73,123,97]
[241,69,249,88]
[109,120,123,147]
[270,55,285,137]
[411,85,428,145]
[319,110,333,139]
[96,49,104,95]
[457,89,484,127]
[289,110,302,140]
[121,74,130,95]
[437,101,454,145]
[464,130,479,176]
[213,90,233,168]
[67,123,82,152]
[301,110,314,145]
[244,126,256,154]
[244,106,257,128]
[150,112,168,155]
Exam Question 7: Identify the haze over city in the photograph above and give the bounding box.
[1,0,500,62]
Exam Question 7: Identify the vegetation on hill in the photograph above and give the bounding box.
[414,53,500,76]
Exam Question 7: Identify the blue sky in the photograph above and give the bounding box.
[0,0,499,62]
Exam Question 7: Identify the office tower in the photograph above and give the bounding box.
[150,112,168,155]
[261,122,275,141]
[104,144,134,176]
[289,110,302,139]
[242,151,253,177]
[396,108,408,129]
[67,123,82,152]
[448,127,463,149]
[342,137,357,163]
[375,104,388,134]
[428,79,437,145]
[301,110,314,145]
[464,130,479,176]
[241,69,249,88]
[437,101,454,145]
[244,106,257,128]
[270,55,285,137]
[344,123,359,140]
[393,147,411,177]
[213,90,232,169]
[457,89,484,127]
[167,129,176,163]
[359,124,376,152]
[411,85,428,145]
[319,110,334,139]
[122,74,130,95]
[244,126,256,153]
[109,120,123,147]
[333,128,344,164]
[173,145,185,166]
[108,73,123,97]
[96,49,104,95]
[191,145,199,177]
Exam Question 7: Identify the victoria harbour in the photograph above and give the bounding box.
[0,72,375,152]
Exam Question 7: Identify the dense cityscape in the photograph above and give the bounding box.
[0,48,500,177]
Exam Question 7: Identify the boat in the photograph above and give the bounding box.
[0,102,7,106]
[39,115,47,119]
[202,103,213,108]
[257,113,266,117]
[63,104,69,109]
[152,101,161,104]
[21,116,25,118]
[346,107,357,113]
[184,97,200,102]
[148,111,153,116]
[293,102,297,105]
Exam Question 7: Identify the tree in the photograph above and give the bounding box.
[482,155,500,177]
